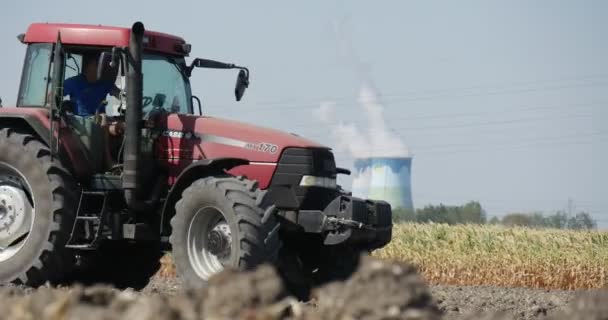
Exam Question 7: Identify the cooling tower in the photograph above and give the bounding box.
[352,157,413,210]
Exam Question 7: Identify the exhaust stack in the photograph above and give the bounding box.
[123,22,145,208]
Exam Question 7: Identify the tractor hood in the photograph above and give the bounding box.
[161,114,328,163]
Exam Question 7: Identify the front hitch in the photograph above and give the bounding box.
[296,195,393,250]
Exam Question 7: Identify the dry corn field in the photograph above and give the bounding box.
[375,223,608,290]
[159,223,608,290]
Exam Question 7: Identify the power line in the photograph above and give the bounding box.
[277,100,603,132]
[298,113,594,140]
[379,113,590,132]
[376,73,608,101]
[372,81,608,107]
[203,78,608,113]
[387,101,600,122]
[330,137,599,157]
[407,131,606,152]
[201,73,608,111]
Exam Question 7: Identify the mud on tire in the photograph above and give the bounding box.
[169,176,281,288]
[0,128,76,286]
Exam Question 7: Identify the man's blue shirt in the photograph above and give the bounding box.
[64,74,114,116]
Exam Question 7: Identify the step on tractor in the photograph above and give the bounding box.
[0,22,392,291]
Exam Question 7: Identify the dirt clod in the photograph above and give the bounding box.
[308,255,441,320]
[549,291,608,320]
[0,257,606,320]
[203,264,289,320]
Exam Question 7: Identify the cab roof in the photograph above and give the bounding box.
[22,23,189,56]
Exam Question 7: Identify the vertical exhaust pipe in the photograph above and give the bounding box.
[123,22,145,209]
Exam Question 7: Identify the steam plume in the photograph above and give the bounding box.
[315,18,409,158]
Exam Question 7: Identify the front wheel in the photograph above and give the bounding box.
[169,176,281,288]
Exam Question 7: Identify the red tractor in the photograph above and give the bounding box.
[0,22,392,290]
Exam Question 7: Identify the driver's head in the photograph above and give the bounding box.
[82,53,99,83]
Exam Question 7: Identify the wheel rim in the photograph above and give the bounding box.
[0,162,35,262]
[187,206,233,280]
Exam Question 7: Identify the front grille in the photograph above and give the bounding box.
[270,148,339,209]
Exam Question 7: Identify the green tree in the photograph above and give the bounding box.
[567,212,597,230]
[393,207,416,222]
[545,211,568,229]
[528,212,548,227]
[460,201,486,224]
[501,213,533,227]
[497,211,596,230]
[413,201,487,225]
[416,204,454,224]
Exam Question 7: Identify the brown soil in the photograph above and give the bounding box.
[0,256,605,320]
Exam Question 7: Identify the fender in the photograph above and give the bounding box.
[160,157,249,236]
[0,112,51,145]
[0,109,94,179]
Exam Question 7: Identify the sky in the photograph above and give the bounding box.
[1,1,606,228]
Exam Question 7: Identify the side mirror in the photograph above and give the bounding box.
[97,50,119,82]
[192,58,235,69]
[187,58,236,77]
[187,58,250,101]
[0,97,3,108]
[235,69,249,102]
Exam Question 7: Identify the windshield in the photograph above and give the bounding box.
[17,43,53,107]
[16,46,193,114]
[142,54,192,116]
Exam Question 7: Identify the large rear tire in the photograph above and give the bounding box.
[169,176,281,288]
[0,129,76,286]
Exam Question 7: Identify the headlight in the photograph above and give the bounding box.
[299,175,337,189]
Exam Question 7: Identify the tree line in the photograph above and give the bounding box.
[393,202,597,230]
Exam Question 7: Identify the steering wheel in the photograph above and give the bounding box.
[116,96,156,117]
[143,96,153,108]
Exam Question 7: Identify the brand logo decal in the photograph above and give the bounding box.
[245,142,279,154]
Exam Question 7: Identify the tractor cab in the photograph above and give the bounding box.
[16,24,193,174]
[15,23,249,176]
[17,23,195,113]
[17,23,248,115]
[18,44,192,116]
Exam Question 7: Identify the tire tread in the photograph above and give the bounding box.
[0,129,76,285]
[170,175,280,287]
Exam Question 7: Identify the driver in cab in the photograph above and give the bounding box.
[63,52,124,170]
[64,53,124,134]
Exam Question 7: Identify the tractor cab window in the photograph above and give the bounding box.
[17,44,53,107]
[142,55,192,116]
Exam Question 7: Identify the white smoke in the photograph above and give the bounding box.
[359,84,409,157]
[316,101,371,157]
[315,18,409,159]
